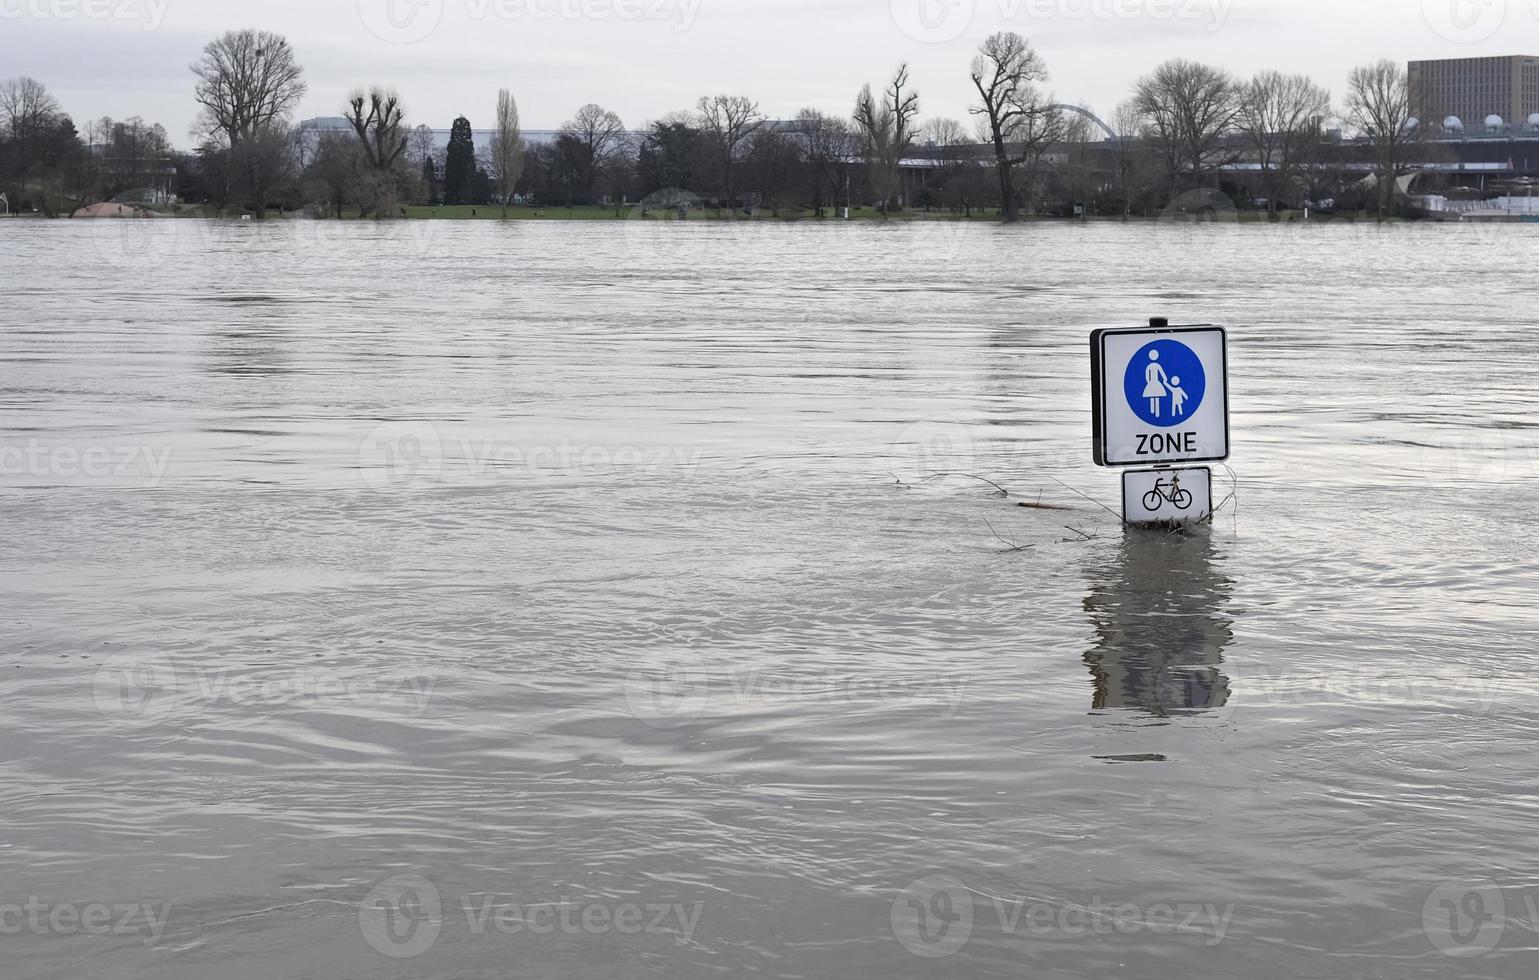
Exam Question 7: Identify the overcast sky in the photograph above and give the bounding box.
[5,0,1533,142]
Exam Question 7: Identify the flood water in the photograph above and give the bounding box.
[2,218,1537,979]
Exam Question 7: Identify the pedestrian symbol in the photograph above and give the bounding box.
[1123,340,1206,428]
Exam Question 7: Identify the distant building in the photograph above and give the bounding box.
[1409,55,1539,132]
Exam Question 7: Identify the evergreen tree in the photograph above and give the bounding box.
[470,164,495,205]
[636,119,701,197]
[421,154,437,204]
[442,116,475,205]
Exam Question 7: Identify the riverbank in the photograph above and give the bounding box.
[12,203,1440,224]
[9,202,1462,224]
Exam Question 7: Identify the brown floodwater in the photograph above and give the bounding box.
[2,217,1537,979]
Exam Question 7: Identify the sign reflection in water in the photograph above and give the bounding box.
[1082,530,1233,715]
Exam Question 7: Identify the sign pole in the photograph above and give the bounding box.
[1148,316,1171,477]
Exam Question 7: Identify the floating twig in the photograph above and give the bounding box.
[1217,464,1240,520]
[1016,490,1073,511]
[921,472,1009,497]
[1049,477,1124,524]
[985,519,1036,552]
[1063,523,1098,542]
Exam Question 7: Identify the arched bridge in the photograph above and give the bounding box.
[1051,104,1119,141]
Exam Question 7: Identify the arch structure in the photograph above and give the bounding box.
[1051,104,1119,141]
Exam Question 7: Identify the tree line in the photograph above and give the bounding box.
[0,28,1434,220]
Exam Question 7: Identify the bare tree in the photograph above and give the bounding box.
[81,115,115,195]
[291,122,320,172]
[558,103,626,204]
[852,64,920,213]
[1054,113,1103,215]
[744,127,803,216]
[1344,59,1423,219]
[85,115,115,151]
[407,124,436,168]
[1133,59,1241,193]
[101,116,172,194]
[303,131,363,218]
[924,117,986,216]
[1237,71,1331,216]
[923,117,968,148]
[345,89,407,169]
[0,76,60,141]
[696,94,762,215]
[969,32,1065,222]
[0,76,62,187]
[797,108,857,217]
[195,140,234,211]
[405,124,437,206]
[602,136,638,216]
[1109,100,1153,218]
[489,89,526,216]
[230,121,296,219]
[191,30,306,147]
[344,88,410,217]
[344,88,412,216]
[1296,135,1347,209]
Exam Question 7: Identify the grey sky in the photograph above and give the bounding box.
[3,0,1532,143]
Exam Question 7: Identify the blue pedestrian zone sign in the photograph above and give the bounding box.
[1124,340,1206,427]
[1092,325,1229,467]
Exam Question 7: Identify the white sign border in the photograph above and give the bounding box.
[1121,466,1214,526]
[1092,324,1230,467]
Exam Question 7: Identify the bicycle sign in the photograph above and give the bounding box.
[1144,475,1193,512]
[1122,467,1212,525]
[1092,322,1229,467]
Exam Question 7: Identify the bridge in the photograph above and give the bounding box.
[1051,105,1119,141]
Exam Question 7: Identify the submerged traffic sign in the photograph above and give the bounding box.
[1092,323,1229,467]
[1122,467,1213,525]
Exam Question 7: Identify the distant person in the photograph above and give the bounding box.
[1142,350,1170,418]
[472,208,477,218]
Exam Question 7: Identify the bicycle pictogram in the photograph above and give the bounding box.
[1142,473,1194,512]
